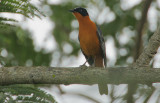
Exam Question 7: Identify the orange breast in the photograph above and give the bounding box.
[79,20,101,57]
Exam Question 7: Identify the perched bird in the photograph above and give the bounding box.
[69,7,108,95]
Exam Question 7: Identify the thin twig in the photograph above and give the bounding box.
[134,0,153,61]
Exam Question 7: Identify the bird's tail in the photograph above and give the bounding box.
[98,83,108,95]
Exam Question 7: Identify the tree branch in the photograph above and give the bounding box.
[134,26,160,67]
[0,66,160,85]
[0,17,159,87]
[134,0,153,61]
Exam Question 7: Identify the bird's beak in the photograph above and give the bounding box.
[69,9,75,13]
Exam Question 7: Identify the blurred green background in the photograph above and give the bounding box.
[0,0,160,103]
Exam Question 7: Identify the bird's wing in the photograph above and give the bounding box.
[78,36,94,66]
[96,24,107,67]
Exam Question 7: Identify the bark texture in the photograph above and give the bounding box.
[0,66,160,85]
[134,26,160,67]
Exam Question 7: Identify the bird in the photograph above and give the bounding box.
[69,7,108,95]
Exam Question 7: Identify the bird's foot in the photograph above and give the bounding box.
[79,64,88,70]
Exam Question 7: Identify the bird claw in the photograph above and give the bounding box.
[79,64,88,70]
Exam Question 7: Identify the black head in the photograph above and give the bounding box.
[69,7,89,16]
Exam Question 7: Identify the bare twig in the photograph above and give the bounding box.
[134,26,160,67]
[134,0,153,61]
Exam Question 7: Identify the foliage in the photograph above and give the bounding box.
[0,0,44,27]
[0,0,51,66]
[0,27,52,66]
[0,0,55,102]
[0,85,56,103]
